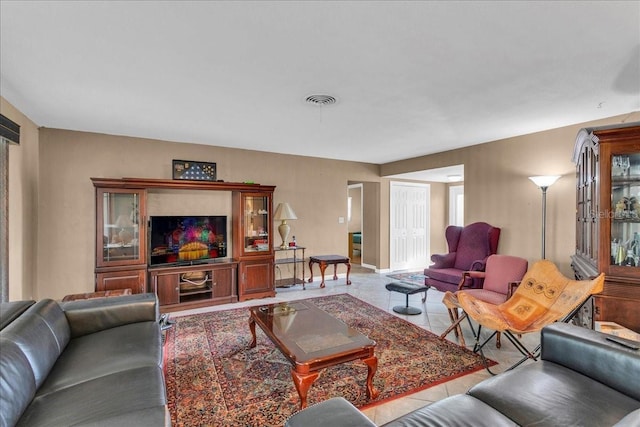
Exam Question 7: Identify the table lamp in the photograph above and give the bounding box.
[274,202,297,249]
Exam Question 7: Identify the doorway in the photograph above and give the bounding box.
[390,181,430,271]
[348,184,363,264]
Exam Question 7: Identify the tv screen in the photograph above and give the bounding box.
[149,215,227,266]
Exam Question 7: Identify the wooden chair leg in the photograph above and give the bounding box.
[446,308,458,337]
[454,309,465,347]
[440,308,466,347]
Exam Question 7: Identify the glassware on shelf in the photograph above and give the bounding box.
[613,155,631,176]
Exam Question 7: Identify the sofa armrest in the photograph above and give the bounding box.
[458,271,486,289]
[284,397,375,427]
[469,258,487,271]
[541,323,640,401]
[430,252,456,268]
[61,293,159,338]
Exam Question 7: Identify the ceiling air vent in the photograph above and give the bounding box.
[305,95,337,106]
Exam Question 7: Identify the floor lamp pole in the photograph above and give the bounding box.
[540,186,548,260]
[529,175,560,260]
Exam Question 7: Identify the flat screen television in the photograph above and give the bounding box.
[148,215,227,266]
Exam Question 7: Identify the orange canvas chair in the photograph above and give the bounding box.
[456,260,604,373]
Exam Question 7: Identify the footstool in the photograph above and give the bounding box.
[385,282,429,315]
[308,255,352,288]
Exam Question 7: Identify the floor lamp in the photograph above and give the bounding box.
[529,175,560,259]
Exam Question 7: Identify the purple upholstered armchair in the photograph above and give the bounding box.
[424,222,501,293]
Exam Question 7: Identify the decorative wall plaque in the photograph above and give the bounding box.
[172,160,217,181]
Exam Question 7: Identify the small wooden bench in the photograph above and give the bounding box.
[308,255,352,288]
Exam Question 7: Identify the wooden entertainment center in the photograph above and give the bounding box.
[92,177,276,312]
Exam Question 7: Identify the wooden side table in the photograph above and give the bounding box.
[308,255,352,288]
[274,246,306,289]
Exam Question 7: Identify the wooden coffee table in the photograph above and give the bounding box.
[249,300,379,409]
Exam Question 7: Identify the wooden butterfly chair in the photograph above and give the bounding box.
[456,260,604,374]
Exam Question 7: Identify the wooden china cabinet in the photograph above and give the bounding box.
[571,122,640,332]
[95,187,148,294]
[232,191,275,301]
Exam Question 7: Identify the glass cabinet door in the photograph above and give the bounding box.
[242,194,270,254]
[610,153,640,268]
[96,188,146,267]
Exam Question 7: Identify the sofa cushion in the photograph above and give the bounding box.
[0,338,37,427]
[62,293,158,338]
[16,366,167,427]
[425,267,461,286]
[65,406,170,427]
[452,226,492,270]
[468,361,640,427]
[382,394,517,427]
[1,300,70,389]
[36,321,162,397]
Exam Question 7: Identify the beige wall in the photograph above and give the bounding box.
[2,97,40,300]
[382,112,640,275]
[4,94,639,300]
[361,181,381,268]
[37,129,381,299]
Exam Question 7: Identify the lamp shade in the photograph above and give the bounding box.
[274,202,298,221]
[529,175,560,188]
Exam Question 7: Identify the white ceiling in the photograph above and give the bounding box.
[1,1,639,168]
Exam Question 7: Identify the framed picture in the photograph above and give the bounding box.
[172,160,217,181]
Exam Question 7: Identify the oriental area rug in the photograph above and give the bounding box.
[164,293,490,426]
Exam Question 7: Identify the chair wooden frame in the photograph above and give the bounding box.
[445,260,604,374]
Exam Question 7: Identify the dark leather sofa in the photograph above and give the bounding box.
[285,323,640,427]
[0,293,168,427]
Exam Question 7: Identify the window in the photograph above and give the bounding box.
[449,185,464,226]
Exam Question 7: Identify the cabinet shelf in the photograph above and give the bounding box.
[275,277,306,287]
[611,176,640,184]
[179,286,213,297]
[275,257,299,264]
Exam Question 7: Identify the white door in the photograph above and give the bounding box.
[390,182,430,271]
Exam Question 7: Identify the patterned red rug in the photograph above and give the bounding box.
[164,293,491,426]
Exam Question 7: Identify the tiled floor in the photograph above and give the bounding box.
[171,266,540,426]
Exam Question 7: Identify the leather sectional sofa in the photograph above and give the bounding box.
[285,323,640,427]
[0,293,168,427]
